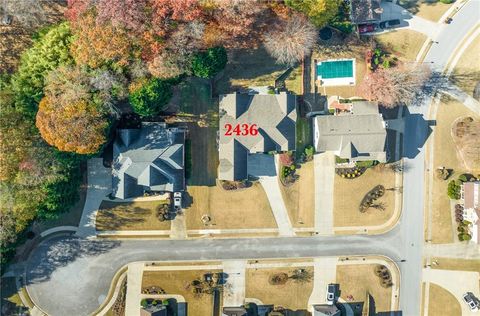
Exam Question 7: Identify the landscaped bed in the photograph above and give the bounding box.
[245,267,314,311]
[279,161,315,228]
[333,165,396,230]
[430,97,480,243]
[185,183,276,230]
[142,269,222,316]
[96,200,172,231]
[336,264,392,312]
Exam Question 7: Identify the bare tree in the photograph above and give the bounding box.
[358,64,431,108]
[263,16,317,65]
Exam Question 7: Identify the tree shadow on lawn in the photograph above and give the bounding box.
[398,0,439,15]
[26,236,121,285]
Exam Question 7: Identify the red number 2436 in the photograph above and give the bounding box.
[224,124,258,136]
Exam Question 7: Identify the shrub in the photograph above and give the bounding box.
[439,0,454,3]
[304,145,315,161]
[191,47,227,79]
[129,78,173,117]
[447,180,461,199]
[382,59,391,69]
[355,160,378,168]
[279,152,294,166]
[458,174,469,182]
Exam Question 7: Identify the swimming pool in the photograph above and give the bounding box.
[316,58,356,86]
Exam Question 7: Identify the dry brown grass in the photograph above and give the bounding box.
[279,161,315,228]
[245,267,313,310]
[428,283,461,316]
[452,34,480,96]
[430,98,480,243]
[336,264,392,312]
[376,29,427,62]
[313,35,369,98]
[451,117,480,171]
[430,258,480,273]
[142,270,222,316]
[333,165,396,229]
[285,66,303,95]
[96,200,171,231]
[185,183,276,230]
[413,1,453,22]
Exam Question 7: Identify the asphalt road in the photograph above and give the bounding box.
[24,1,480,315]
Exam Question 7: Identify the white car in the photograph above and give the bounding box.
[326,284,336,305]
[463,293,479,312]
[173,192,182,211]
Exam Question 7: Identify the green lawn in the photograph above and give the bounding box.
[176,77,214,115]
[296,117,313,159]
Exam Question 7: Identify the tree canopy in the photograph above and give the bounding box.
[191,46,227,78]
[284,0,341,27]
[129,78,174,117]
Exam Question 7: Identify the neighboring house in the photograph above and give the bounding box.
[350,0,383,25]
[461,181,480,243]
[313,100,388,162]
[140,304,167,316]
[222,306,247,316]
[218,92,297,181]
[312,304,341,316]
[112,122,186,199]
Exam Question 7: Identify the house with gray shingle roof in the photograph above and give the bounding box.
[218,92,297,181]
[313,101,388,162]
[112,122,185,199]
[350,0,382,25]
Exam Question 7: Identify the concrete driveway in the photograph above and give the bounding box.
[313,152,335,235]
[76,158,111,238]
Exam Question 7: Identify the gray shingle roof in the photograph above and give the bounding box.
[112,122,185,199]
[218,92,297,181]
[314,101,387,162]
[350,0,382,24]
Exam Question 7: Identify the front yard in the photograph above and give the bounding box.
[427,284,461,316]
[245,266,314,311]
[336,264,392,312]
[142,269,222,316]
[185,183,276,231]
[96,200,171,231]
[452,33,480,96]
[333,165,397,232]
[430,97,480,243]
[400,0,453,22]
[376,29,427,62]
[279,161,315,228]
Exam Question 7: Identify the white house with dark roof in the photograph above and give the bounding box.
[112,122,185,199]
[313,101,388,162]
[218,92,297,181]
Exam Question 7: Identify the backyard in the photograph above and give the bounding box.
[430,97,479,243]
[142,269,222,316]
[333,165,397,232]
[336,264,393,312]
[95,200,172,231]
[245,266,314,311]
[185,183,277,231]
[314,34,369,98]
[279,161,315,228]
[213,48,301,95]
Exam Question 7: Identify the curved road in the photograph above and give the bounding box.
[24,2,480,315]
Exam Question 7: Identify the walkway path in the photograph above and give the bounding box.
[258,155,295,237]
[313,152,335,235]
[77,158,111,238]
[124,263,143,316]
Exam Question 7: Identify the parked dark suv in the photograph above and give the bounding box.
[379,19,401,29]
